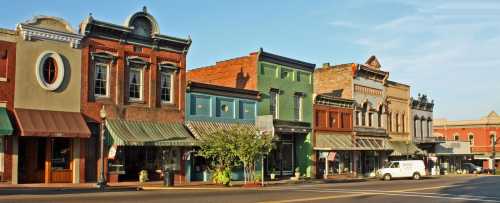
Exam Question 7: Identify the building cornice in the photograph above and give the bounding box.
[18,23,83,48]
[258,48,315,72]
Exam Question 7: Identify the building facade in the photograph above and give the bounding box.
[0,28,16,183]
[12,16,90,184]
[184,81,259,181]
[434,111,500,172]
[312,94,354,179]
[314,56,392,177]
[79,8,195,183]
[188,49,315,177]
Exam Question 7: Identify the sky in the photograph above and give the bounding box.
[0,0,498,120]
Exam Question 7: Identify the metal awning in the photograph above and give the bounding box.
[389,141,425,156]
[314,133,355,150]
[14,108,90,138]
[0,107,13,136]
[106,119,197,146]
[185,120,257,139]
[355,137,392,151]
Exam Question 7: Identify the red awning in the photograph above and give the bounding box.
[14,108,91,138]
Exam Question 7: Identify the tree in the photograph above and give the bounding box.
[197,125,273,185]
[233,126,273,183]
[197,128,240,186]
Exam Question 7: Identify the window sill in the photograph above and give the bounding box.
[128,99,145,104]
[0,78,7,82]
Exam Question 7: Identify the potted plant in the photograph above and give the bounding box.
[270,168,276,180]
[294,167,301,179]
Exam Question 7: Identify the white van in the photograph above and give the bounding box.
[376,160,426,181]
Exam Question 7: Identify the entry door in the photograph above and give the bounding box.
[50,139,72,183]
[281,142,294,175]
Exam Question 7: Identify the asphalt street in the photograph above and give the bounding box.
[0,176,498,203]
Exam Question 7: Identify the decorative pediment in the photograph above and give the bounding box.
[126,56,150,68]
[365,55,381,69]
[90,51,117,63]
[158,61,179,72]
[17,16,83,48]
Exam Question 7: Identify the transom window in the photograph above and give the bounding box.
[42,57,58,84]
[128,68,143,100]
[94,63,109,97]
[160,72,173,103]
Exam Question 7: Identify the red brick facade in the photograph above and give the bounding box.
[0,38,16,182]
[187,53,258,91]
[434,112,500,170]
[81,38,187,123]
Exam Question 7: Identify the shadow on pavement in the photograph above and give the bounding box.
[0,187,138,196]
[438,175,500,203]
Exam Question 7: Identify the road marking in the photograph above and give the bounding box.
[258,182,500,203]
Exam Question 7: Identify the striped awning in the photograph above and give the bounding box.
[314,133,355,150]
[389,141,425,156]
[355,137,392,151]
[185,120,257,139]
[105,119,197,146]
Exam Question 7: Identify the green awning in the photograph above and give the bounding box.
[185,120,257,139]
[389,141,425,156]
[105,119,197,146]
[0,107,13,136]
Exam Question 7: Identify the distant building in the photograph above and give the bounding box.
[434,111,500,171]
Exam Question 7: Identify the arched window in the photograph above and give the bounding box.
[468,134,474,145]
[402,114,405,133]
[454,134,460,141]
[361,103,367,126]
[414,117,418,137]
[378,106,383,127]
[395,113,399,132]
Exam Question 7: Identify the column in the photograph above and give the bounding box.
[73,138,80,184]
[11,136,18,184]
[324,152,329,179]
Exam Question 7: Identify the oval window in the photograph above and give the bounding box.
[35,51,65,91]
[42,57,58,84]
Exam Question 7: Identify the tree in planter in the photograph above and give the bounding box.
[198,125,273,185]
[233,126,273,184]
[197,128,240,186]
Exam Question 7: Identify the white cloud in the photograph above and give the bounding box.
[328,20,359,29]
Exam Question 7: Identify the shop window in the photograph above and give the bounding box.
[160,71,173,103]
[216,98,234,118]
[469,134,474,145]
[454,135,460,141]
[94,63,109,97]
[128,67,143,101]
[190,94,211,116]
[52,139,71,170]
[239,101,255,120]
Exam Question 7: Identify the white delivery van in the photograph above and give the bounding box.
[377,160,426,181]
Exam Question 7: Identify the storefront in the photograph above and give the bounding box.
[105,119,197,183]
[314,133,356,178]
[435,141,473,174]
[185,120,258,181]
[14,108,90,183]
[388,141,425,160]
[0,107,14,181]
[355,136,392,177]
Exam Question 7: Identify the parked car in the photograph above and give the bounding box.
[462,163,482,174]
[377,160,426,181]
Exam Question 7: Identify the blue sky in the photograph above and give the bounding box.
[1,0,499,120]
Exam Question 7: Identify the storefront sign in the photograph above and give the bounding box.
[108,145,117,160]
[328,152,336,161]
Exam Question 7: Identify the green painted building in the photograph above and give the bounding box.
[188,49,315,177]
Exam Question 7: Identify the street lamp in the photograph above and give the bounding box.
[491,134,497,175]
[97,105,107,191]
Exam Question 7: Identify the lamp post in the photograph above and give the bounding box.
[492,135,497,175]
[97,106,107,191]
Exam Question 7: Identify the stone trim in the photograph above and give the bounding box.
[18,24,83,48]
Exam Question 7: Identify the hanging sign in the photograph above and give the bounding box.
[108,145,117,160]
[327,152,336,161]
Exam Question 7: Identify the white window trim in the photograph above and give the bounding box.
[94,62,110,98]
[160,71,174,104]
[275,92,279,119]
[128,67,144,102]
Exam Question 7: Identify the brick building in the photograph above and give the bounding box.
[0,28,16,183]
[79,7,195,183]
[188,49,315,177]
[434,111,500,171]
